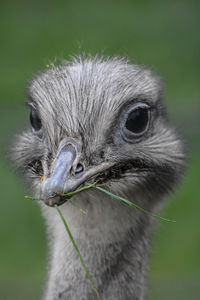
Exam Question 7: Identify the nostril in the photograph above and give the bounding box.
[74,163,84,176]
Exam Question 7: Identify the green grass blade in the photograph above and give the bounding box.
[54,205,101,300]
[93,186,175,223]
[68,199,87,214]
[66,181,99,196]
[25,195,41,201]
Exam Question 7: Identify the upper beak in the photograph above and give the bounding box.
[40,139,113,206]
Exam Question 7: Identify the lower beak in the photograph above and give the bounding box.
[40,141,113,206]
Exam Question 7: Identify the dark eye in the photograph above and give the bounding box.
[125,105,149,134]
[30,109,42,131]
[122,103,150,140]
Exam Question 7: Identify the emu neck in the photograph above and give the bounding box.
[42,190,152,300]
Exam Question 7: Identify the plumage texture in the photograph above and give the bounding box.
[12,55,185,300]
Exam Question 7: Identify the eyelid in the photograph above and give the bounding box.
[125,102,150,116]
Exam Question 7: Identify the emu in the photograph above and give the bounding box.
[13,56,184,300]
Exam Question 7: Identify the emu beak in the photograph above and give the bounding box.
[40,140,113,207]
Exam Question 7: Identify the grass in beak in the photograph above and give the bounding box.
[64,181,99,197]
[68,199,86,214]
[54,204,101,300]
[25,195,86,214]
[25,195,41,201]
[91,185,175,223]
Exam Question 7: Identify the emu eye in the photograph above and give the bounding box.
[122,103,150,141]
[30,109,42,131]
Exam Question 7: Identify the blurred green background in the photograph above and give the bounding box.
[0,0,199,299]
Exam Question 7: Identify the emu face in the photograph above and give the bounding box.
[13,56,184,206]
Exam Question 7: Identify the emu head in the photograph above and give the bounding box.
[13,56,184,207]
